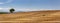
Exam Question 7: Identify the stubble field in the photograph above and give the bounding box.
[0,10,60,23]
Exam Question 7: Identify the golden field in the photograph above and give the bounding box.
[0,10,60,23]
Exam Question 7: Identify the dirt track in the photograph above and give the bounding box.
[0,10,60,23]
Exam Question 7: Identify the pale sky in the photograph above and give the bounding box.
[0,0,60,12]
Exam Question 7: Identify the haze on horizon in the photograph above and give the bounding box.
[0,0,60,12]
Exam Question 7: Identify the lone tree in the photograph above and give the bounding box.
[9,8,15,13]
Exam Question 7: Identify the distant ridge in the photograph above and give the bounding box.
[15,10,60,14]
[17,10,60,12]
[0,12,9,14]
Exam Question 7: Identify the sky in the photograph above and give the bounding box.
[0,0,60,12]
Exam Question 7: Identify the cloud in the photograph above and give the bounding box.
[0,8,57,12]
[0,8,11,12]
[0,0,14,4]
[0,2,4,4]
[6,0,14,3]
[16,8,55,12]
[0,8,3,10]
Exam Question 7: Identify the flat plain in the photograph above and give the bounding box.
[0,10,60,23]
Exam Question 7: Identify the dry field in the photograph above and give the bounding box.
[0,10,60,23]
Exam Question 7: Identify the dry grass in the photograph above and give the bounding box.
[0,10,60,23]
